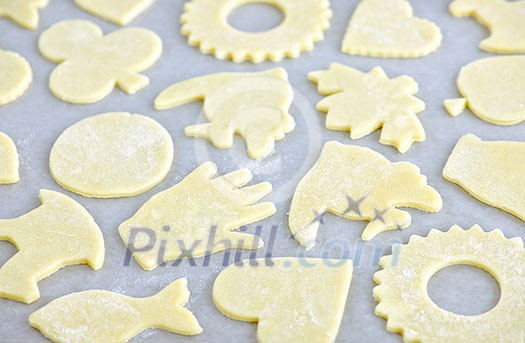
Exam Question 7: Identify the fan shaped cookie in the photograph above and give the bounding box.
[444,134,525,222]
[155,69,295,159]
[289,141,442,248]
[0,50,32,106]
[0,132,19,184]
[0,0,48,29]
[450,0,525,53]
[38,19,162,104]
[50,112,173,198]
[75,0,155,25]
[374,225,525,342]
[213,258,353,343]
[445,56,525,125]
[309,63,426,153]
[119,162,276,270]
[342,0,442,58]
[180,0,332,63]
[0,190,104,304]
[30,278,202,342]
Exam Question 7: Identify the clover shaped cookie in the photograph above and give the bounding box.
[38,20,162,104]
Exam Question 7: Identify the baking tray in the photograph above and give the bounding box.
[0,0,523,341]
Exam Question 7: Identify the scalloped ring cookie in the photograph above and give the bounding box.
[50,112,174,198]
[181,0,332,63]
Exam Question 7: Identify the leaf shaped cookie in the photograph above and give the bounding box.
[289,141,442,248]
[0,50,32,106]
[0,0,48,29]
[30,278,202,342]
[0,132,19,184]
[155,69,295,159]
[119,162,276,270]
[342,0,442,58]
[213,258,353,343]
[75,0,155,25]
[450,0,525,53]
[309,63,426,153]
[443,134,525,222]
[38,19,162,104]
[445,56,525,125]
[0,190,104,304]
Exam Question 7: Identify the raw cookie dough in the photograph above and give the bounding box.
[180,0,332,63]
[38,19,162,104]
[0,50,32,106]
[342,0,442,58]
[0,190,104,304]
[213,258,353,343]
[0,0,48,29]
[75,0,155,25]
[309,63,426,153]
[0,132,19,184]
[119,162,276,270]
[450,0,525,53]
[443,134,525,222]
[445,56,525,125]
[374,225,525,342]
[30,278,202,343]
[155,69,295,159]
[49,112,173,198]
[289,141,442,249]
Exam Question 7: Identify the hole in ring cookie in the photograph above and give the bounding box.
[227,2,284,33]
[427,264,501,316]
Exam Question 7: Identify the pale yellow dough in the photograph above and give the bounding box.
[213,258,353,343]
[39,19,162,104]
[0,132,19,184]
[29,278,202,343]
[289,141,442,248]
[450,0,525,53]
[445,56,525,125]
[309,63,426,153]
[0,0,48,29]
[443,134,525,222]
[181,0,332,63]
[75,0,155,25]
[119,162,276,270]
[50,112,173,198]
[342,0,442,58]
[0,50,32,106]
[155,69,295,159]
[374,225,525,342]
[0,190,104,304]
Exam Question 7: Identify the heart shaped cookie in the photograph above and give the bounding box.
[75,0,155,25]
[342,0,442,58]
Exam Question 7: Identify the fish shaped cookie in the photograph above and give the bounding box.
[30,278,202,342]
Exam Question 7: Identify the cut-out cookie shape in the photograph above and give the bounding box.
[30,278,202,342]
[289,141,442,248]
[155,69,295,159]
[38,19,162,104]
[180,0,332,63]
[119,162,276,270]
[0,132,19,184]
[50,112,173,198]
[0,50,32,106]
[0,0,48,29]
[443,134,525,222]
[445,56,525,125]
[309,63,426,153]
[342,0,442,58]
[213,258,353,343]
[374,225,525,342]
[75,0,155,25]
[0,190,104,304]
[450,0,525,53]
